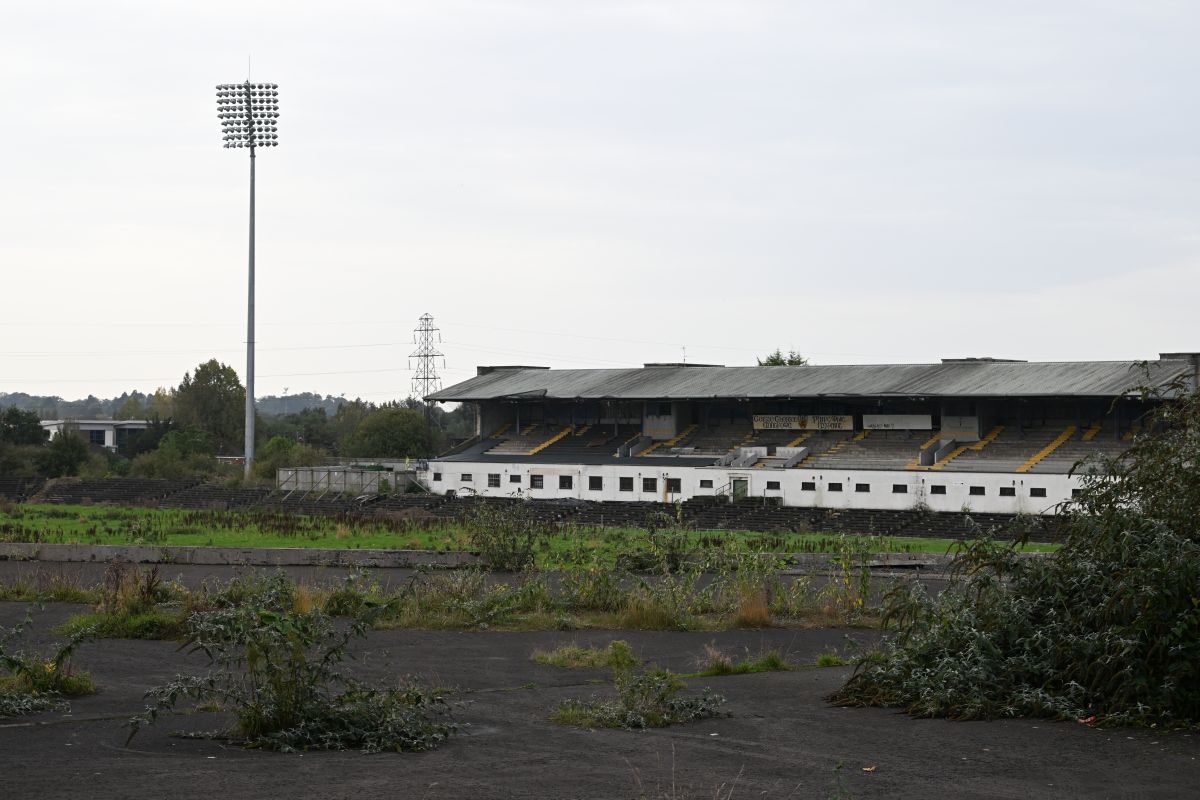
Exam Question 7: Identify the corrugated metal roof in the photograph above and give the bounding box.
[428,359,1193,401]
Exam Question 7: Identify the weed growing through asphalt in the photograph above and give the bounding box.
[0,571,98,604]
[552,665,726,729]
[0,608,97,717]
[127,602,456,753]
[690,644,790,677]
[816,651,850,667]
[56,561,186,640]
[532,640,638,670]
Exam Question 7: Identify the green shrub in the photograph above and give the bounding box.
[552,667,725,729]
[553,551,626,612]
[834,382,1200,726]
[128,604,455,752]
[460,501,553,571]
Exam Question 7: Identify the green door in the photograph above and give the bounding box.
[732,478,748,500]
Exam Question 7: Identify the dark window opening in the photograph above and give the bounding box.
[828,482,843,492]
[530,475,544,489]
[1030,487,1047,498]
[892,484,907,494]
[487,474,500,488]
[855,483,870,493]
[559,475,573,490]
[588,476,603,491]
[642,477,657,492]
[999,486,1016,497]
[930,485,946,495]
[509,474,521,484]
[666,478,682,493]
[969,486,985,496]
[433,473,442,482]
[619,477,633,492]
[699,479,713,489]
[766,481,781,490]
[460,474,472,482]
[801,481,816,491]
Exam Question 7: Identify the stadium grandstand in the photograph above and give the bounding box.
[422,353,1199,515]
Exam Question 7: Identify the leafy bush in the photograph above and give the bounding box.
[552,549,626,612]
[128,604,455,752]
[460,500,553,571]
[552,666,726,729]
[185,570,298,614]
[834,382,1200,727]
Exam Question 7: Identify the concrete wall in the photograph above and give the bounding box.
[423,460,1078,515]
[642,401,679,439]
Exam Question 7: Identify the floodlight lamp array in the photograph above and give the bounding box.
[216,82,280,149]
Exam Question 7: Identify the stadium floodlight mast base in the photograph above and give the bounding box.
[216,80,279,479]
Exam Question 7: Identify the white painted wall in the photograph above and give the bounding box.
[423,459,1078,515]
[39,420,147,450]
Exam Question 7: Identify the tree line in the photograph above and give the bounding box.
[0,359,474,483]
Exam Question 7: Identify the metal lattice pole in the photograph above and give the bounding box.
[410,314,444,414]
[217,80,279,479]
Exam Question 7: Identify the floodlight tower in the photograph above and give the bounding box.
[216,80,279,479]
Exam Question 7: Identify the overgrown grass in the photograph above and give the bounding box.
[689,644,790,677]
[532,640,638,670]
[0,502,1057,559]
[14,507,928,636]
[0,572,98,604]
[815,652,850,667]
[58,609,185,640]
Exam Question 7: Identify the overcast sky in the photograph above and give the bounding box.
[2,1,1197,402]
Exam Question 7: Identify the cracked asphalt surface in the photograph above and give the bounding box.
[0,598,1197,799]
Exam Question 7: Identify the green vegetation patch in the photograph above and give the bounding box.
[0,503,1058,559]
[0,610,98,718]
[58,609,185,640]
[834,382,1200,728]
[689,648,790,678]
[129,604,456,753]
[551,667,726,730]
[532,640,638,670]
